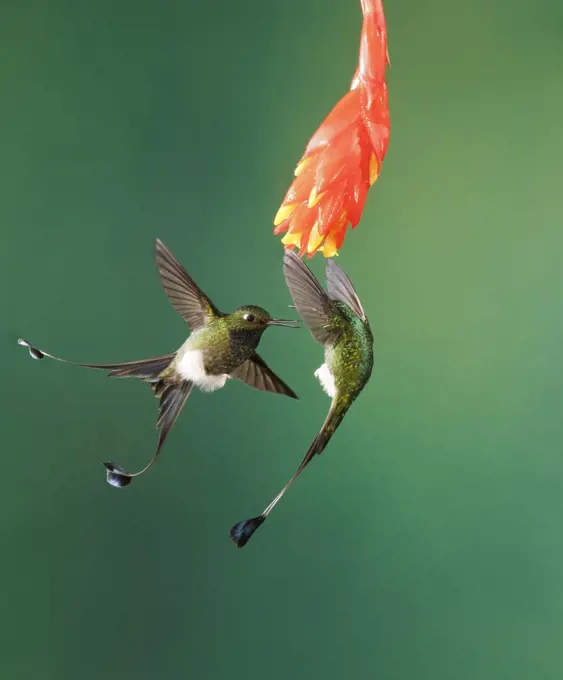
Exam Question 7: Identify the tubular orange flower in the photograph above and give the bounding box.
[274,0,390,257]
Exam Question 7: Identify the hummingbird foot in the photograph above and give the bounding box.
[103,462,133,488]
[230,515,265,548]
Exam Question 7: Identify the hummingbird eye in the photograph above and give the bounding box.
[243,313,256,323]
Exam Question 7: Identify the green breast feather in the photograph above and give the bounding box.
[330,301,374,397]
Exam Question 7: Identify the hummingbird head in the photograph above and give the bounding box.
[228,306,299,332]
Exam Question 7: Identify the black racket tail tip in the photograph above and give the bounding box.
[18,338,44,360]
[230,515,266,548]
[103,462,133,488]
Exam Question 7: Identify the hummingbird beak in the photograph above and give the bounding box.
[268,318,300,328]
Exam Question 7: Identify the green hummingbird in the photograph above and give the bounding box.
[19,239,299,488]
[230,250,373,547]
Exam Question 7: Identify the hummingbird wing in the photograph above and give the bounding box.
[283,250,341,345]
[231,353,298,399]
[155,239,221,330]
[326,259,366,320]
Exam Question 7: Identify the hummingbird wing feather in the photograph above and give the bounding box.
[231,352,298,399]
[326,259,366,320]
[155,239,220,330]
[283,251,341,345]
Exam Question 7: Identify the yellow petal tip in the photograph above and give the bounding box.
[319,236,338,258]
[281,231,302,248]
[306,222,324,254]
[307,187,325,209]
[274,203,297,227]
[294,157,312,176]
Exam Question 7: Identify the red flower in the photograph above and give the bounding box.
[274,0,390,257]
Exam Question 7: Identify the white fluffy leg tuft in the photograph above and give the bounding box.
[314,363,336,398]
[177,350,227,392]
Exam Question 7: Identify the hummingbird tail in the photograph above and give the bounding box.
[17,338,175,379]
[107,356,175,380]
[309,406,346,457]
[229,402,346,548]
[17,338,192,488]
[104,380,194,488]
[230,516,266,548]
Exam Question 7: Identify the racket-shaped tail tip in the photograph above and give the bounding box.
[103,462,133,488]
[230,516,265,548]
[18,338,44,360]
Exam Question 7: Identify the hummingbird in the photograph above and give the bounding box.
[230,250,373,547]
[19,239,299,488]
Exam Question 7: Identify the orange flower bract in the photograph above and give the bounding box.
[274,0,390,257]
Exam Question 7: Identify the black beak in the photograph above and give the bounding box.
[268,318,300,328]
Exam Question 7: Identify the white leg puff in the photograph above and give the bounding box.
[177,350,228,392]
[314,363,336,398]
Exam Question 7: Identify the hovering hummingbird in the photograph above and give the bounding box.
[230,250,373,547]
[19,239,299,488]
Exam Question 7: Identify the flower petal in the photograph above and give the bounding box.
[318,190,345,236]
[281,231,303,248]
[274,203,298,227]
[319,235,339,258]
[307,222,325,254]
[314,125,362,196]
[308,186,325,208]
[347,178,369,227]
[295,156,312,176]
[305,89,361,156]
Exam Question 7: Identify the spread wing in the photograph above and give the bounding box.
[326,259,366,320]
[231,353,298,399]
[283,250,341,345]
[155,239,221,330]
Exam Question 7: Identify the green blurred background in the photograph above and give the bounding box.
[2,0,563,677]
